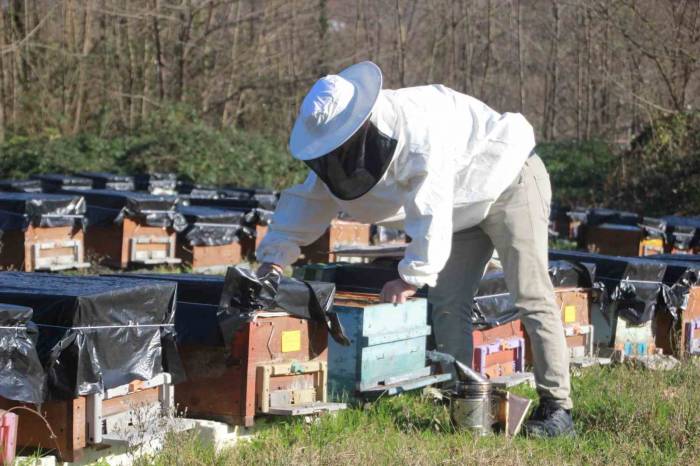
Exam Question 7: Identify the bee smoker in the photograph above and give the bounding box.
[427,351,532,437]
[450,360,494,435]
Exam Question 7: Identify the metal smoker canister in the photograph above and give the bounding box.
[451,380,494,435]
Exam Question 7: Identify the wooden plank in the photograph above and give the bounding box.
[0,397,86,462]
[85,224,125,268]
[102,388,160,417]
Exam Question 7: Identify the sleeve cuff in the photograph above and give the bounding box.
[255,240,301,267]
[398,259,438,288]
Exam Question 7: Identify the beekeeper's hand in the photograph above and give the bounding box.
[380,279,417,305]
[257,262,283,278]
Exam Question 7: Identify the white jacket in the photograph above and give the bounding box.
[257,85,535,288]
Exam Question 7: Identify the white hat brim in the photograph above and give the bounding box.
[289,61,383,161]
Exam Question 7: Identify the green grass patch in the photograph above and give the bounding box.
[135,362,700,465]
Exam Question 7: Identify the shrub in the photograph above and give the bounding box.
[536,139,617,208]
[0,108,308,190]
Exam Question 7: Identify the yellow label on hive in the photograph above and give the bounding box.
[281,330,301,353]
[564,305,577,324]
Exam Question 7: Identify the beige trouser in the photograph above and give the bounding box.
[428,154,572,409]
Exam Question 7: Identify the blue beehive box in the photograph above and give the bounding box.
[328,292,450,398]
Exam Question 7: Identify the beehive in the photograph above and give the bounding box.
[301,219,372,264]
[327,292,448,397]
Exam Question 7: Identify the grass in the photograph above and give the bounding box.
[133,362,700,466]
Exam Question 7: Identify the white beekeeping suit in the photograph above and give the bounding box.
[257,61,534,288]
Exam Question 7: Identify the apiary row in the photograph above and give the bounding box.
[550,206,700,257]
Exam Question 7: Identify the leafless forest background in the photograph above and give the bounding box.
[0,1,698,214]
[1,0,698,141]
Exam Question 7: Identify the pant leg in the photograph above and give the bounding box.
[480,154,572,409]
[428,226,494,375]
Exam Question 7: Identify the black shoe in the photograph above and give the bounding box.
[522,401,575,438]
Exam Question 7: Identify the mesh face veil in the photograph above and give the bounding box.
[304,120,398,201]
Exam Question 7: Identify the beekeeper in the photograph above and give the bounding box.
[256,61,574,437]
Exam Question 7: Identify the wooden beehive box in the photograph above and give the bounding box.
[680,286,700,357]
[639,237,665,256]
[327,292,448,397]
[240,224,269,260]
[472,320,526,378]
[176,205,246,272]
[0,192,89,272]
[177,242,243,272]
[0,224,89,272]
[301,219,371,264]
[585,224,643,257]
[523,288,593,364]
[0,380,169,462]
[175,312,335,426]
[87,217,179,269]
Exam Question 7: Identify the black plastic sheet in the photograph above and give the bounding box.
[77,172,135,191]
[0,192,86,231]
[176,182,221,199]
[573,208,641,227]
[550,250,665,325]
[641,255,700,320]
[187,196,259,211]
[0,303,46,403]
[639,217,666,240]
[0,179,42,193]
[219,267,349,346]
[370,225,407,244]
[33,174,92,192]
[0,272,183,400]
[133,173,178,195]
[470,260,597,330]
[220,188,279,211]
[662,216,700,250]
[62,189,186,231]
[106,268,349,347]
[472,271,519,330]
[177,205,245,246]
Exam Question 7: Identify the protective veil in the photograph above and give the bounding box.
[258,85,536,288]
[304,121,398,201]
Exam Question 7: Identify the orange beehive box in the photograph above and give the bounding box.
[0,192,89,272]
[301,219,371,264]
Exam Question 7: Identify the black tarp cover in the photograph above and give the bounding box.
[33,174,92,192]
[77,172,135,191]
[370,225,407,244]
[0,179,42,193]
[0,272,183,400]
[549,250,667,324]
[110,267,350,347]
[568,208,641,227]
[61,189,186,231]
[641,255,700,321]
[471,260,597,330]
[220,188,279,211]
[133,173,178,194]
[176,182,221,199]
[662,216,700,250]
[184,197,273,236]
[177,205,245,246]
[0,192,86,231]
[0,303,45,403]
